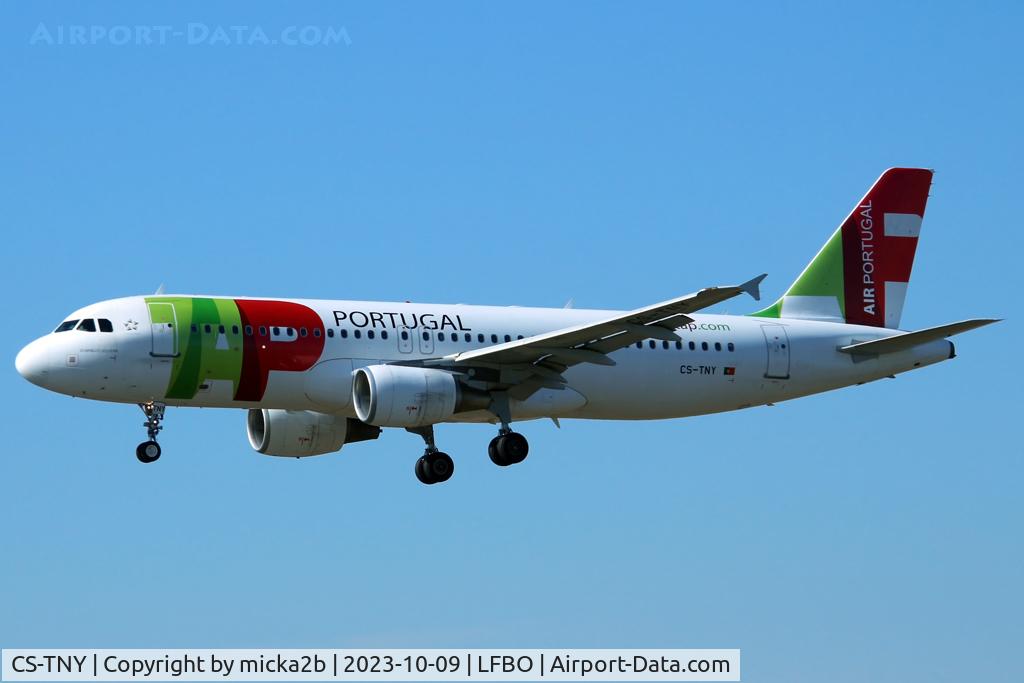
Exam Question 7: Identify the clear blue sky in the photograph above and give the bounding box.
[1,2,1019,681]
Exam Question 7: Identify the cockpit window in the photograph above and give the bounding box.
[76,319,97,332]
[54,320,79,333]
[98,318,114,333]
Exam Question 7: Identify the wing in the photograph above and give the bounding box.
[429,274,766,399]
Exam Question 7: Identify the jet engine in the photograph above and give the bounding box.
[247,409,380,457]
[352,365,488,427]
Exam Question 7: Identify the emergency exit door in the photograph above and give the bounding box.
[761,325,790,379]
[418,328,434,355]
[397,327,413,354]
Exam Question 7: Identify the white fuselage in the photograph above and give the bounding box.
[15,295,953,424]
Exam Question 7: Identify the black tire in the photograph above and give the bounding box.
[498,432,529,465]
[415,456,433,485]
[136,440,161,463]
[488,436,508,467]
[427,451,454,483]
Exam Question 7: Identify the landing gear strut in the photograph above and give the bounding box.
[136,402,165,464]
[487,391,529,467]
[406,425,454,485]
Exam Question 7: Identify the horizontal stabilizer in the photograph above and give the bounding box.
[839,319,1000,356]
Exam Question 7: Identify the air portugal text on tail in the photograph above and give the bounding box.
[14,168,999,485]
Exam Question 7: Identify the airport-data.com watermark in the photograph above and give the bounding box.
[29,23,351,47]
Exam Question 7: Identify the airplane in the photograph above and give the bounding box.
[15,168,998,484]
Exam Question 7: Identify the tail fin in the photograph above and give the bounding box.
[752,167,933,328]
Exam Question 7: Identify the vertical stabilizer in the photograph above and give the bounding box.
[752,167,933,328]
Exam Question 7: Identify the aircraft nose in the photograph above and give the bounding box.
[15,338,51,387]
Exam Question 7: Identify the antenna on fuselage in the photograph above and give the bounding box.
[154,283,165,295]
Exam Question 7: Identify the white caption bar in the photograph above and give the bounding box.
[2,649,739,682]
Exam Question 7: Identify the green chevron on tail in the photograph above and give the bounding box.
[750,228,845,321]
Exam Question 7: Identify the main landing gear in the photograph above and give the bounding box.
[136,402,165,464]
[407,425,454,485]
[488,430,529,467]
[487,391,529,467]
[404,393,530,484]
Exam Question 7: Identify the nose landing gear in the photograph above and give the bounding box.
[136,402,165,464]
[406,425,454,485]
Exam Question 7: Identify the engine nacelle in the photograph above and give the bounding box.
[353,365,466,427]
[247,409,379,457]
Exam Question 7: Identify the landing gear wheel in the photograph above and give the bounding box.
[489,432,529,467]
[415,456,433,485]
[136,440,161,463]
[488,436,507,466]
[498,432,529,465]
[426,451,454,483]
[415,451,454,484]
[407,425,454,485]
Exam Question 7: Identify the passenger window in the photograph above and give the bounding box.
[77,319,96,332]
[272,326,280,336]
[367,330,375,340]
[259,326,267,336]
[478,334,485,343]
[675,341,682,350]
[663,341,670,349]
[689,341,695,351]
[54,320,79,333]
[327,329,335,338]
[715,342,722,351]
[286,328,294,337]
[491,334,498,343]
[465,333,472,342]
[701,341,709,351]
[517,335,524,340]
[727,342,735,352]
[98,318,114,332]
[381,330,388,340]
[300,327,308,337]
[232,325,239,335]
[438,332,445,341]
[423,331,430,341]
[218,325,225,334]
[313,328,321,338]
[648,340,656,349]
[401,331,409,340]
[354,330,362,339]
[341,329,348,338]
[504,334,511,343]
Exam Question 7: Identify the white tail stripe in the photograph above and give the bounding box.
[884,280,909,328]
[884,213,922,237]
[780,295,844,322]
